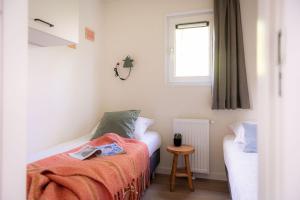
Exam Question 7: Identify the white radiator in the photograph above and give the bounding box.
[173,118,210,174]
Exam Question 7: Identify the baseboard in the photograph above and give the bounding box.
[156,167,227,181]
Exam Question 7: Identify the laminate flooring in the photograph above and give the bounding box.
[142,174,230,200]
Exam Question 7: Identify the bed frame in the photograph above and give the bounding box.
[150,148,160,179]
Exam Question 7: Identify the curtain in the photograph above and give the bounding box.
[212,0,250,110]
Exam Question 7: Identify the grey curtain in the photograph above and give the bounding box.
[212,0,250,110]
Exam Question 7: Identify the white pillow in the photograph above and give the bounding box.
[229,122,245,144]
[228,121,256,144]
[133,117,154,140]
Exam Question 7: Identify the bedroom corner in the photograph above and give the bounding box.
[28,0,105,156]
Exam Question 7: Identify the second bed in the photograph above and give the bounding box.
[223,134,258,200]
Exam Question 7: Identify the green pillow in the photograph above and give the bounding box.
[91,110,140,140]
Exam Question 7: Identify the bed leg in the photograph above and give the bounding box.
[151,172,156,180]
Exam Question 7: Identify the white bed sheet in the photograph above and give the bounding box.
[223,135,258,200]
[28,131,161,163]
[138,131,161,156]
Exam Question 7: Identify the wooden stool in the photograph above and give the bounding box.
[167,145,195,192]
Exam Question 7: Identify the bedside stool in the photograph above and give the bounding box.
[167,145,195,192]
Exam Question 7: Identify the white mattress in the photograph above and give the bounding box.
[139,131,161,156]
[223,135,258,200]
[28,131,161,163]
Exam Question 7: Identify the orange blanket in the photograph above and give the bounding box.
[27,133,150,200]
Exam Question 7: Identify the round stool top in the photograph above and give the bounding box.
[167,145,195,155]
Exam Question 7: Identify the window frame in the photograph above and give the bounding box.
[165,10,214,86]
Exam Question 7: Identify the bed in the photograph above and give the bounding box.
[28,130,161,199]
[223,134,258,200]
[28,130,161,176]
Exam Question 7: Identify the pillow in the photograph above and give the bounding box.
[243,122,257,153]
[229,122,245,144]
[91,110,140,140]
[133,117,154,140]
[228,121,256,144]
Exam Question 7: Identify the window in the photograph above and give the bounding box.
[166,12,213,85]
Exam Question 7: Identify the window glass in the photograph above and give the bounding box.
[175,24,210,77]
[166,12,213,85]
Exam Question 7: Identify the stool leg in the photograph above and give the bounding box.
[170,154,178,192]
[184,154,194,191]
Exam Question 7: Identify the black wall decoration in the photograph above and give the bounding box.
[114,56,134,81]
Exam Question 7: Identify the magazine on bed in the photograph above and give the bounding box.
[68,143,125,160]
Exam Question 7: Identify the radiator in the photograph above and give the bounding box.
[173,118,210,174]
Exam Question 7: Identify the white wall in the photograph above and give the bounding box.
[0,1,3,195]
[1,0,28,199]
[28,0,104,156]
[101,0,257,180]
[280,0,300,198]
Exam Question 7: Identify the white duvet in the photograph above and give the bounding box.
[223,135,258,200]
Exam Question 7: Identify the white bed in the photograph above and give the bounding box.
[223,134,258,200]
[28,130,161,163]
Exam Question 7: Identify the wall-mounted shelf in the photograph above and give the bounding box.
[28,0,79,47]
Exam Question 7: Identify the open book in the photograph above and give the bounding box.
[68,142,125,160]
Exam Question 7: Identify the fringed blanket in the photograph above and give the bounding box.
[27,133,150,200]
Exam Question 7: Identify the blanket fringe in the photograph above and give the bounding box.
[117,169,150,200]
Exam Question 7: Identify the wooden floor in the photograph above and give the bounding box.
[142,174,230,200]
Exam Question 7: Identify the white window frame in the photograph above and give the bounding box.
[165,10,214,86]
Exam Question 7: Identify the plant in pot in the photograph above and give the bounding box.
[174,133,182,147]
